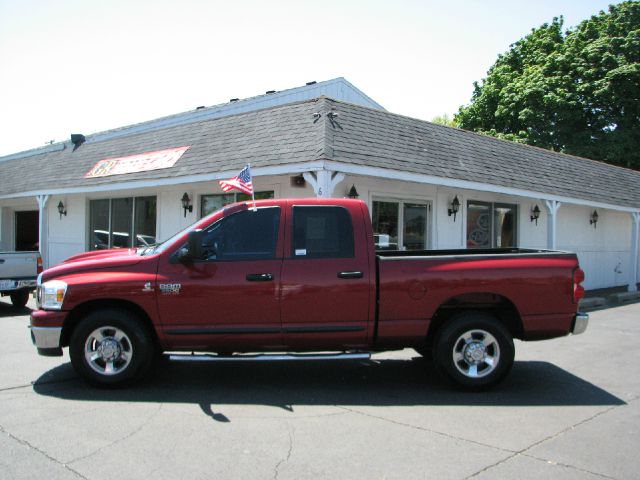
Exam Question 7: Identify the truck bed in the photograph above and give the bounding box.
[375,247,581,345]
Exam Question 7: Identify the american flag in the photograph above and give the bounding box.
[218,165,253,195]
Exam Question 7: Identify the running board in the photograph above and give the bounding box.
[168,352,371,363]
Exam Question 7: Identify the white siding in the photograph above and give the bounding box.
[556,206,631,290]
[46,195,87,267]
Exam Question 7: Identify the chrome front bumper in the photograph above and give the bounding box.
[572,312,589,335]
[30,326,63,356]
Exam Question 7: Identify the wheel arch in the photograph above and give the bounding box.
[61,299,159,351]
[426,292,523,348]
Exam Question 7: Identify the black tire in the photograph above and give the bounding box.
[69,309,155,387]
[434,311,514,390]
[10,289,30,308]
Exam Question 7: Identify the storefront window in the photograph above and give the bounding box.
[467,201,517,248]
[89,197,156,250]
[372,199,429,251]
[200,191,274,217]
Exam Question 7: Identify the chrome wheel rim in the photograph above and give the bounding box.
[84,326,133,376]
[452,329,500,378]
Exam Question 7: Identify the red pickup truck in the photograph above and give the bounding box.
[30,198,588,389]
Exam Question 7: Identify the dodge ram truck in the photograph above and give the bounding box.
[30,198,588,389]
[1,251,42,307]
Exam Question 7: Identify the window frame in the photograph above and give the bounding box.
[466,200,518,249]
[371,197,431,251]
[88,196,157,251]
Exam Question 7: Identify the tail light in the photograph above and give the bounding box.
[573,267,585,303]
[37,256,43,274]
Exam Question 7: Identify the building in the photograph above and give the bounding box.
[0,78,639,291]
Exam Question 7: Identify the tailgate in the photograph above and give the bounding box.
[0,252,39,280]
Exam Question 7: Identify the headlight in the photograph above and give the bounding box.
[38,280,68,310]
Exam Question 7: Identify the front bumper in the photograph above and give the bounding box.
[572,312,589,335]
[30,309,66,356]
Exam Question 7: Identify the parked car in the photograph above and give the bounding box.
[1,251,42,307]
[30,199,588,389]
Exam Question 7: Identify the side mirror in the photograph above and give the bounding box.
[178,229,203,263]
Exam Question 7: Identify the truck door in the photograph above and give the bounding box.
[156,206,284,351]
[280,204,372,349]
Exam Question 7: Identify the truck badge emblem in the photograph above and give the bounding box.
[142,282,153,292]
[159,283,182,294]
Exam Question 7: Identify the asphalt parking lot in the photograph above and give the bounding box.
[1,297,639,480]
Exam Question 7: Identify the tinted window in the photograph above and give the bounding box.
[201,207,280,261]
[292,206,354,259]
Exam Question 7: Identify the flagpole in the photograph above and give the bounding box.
[248,163,257,211]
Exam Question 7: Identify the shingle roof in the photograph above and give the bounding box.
[0,98,326,195]
[326,99,640,209]
[1,96,639,210]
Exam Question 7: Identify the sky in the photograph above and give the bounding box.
[0,0,626,157]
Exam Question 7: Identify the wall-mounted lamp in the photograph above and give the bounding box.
[448,195,460,222]
[590,210,599,228]
[530,204,541,225]
[57,201,67,219]
[181,193,193,217]
[347,185,359,199]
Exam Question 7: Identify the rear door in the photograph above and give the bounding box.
[280,203,372,349]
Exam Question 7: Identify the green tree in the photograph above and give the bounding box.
[431,114,459,127]
[456,1,640,169]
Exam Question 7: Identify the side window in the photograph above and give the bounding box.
[292,206,354,259]
[201,207,280,261]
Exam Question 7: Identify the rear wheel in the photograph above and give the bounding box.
[434,311,514,390]
[69,309,154,387]
[10,289,30,308]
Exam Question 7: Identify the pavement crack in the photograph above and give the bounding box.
[336,406,513,454]
[66,403,163,465]
[273,423,295,480]
[0,423,88,479]
[465,404,621,479]
[0,377,77,393]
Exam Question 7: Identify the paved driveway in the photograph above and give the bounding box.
[1,297,638,479]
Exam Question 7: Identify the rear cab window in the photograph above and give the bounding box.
[292,206,354,259]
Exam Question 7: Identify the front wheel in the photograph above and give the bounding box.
[434,312,514,390]
[69,309,155,387]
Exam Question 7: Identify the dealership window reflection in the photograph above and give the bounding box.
[89,197,157,250]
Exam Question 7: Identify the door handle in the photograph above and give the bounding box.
[246,273,274,282]
[337,271,363,279]
[0,259,4,264]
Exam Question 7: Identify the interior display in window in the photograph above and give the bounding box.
[402,203,428,250]
[467,201,517,248]
[372,199,429,251]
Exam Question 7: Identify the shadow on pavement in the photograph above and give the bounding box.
[0,301,32,317]
[32,357,625,414]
